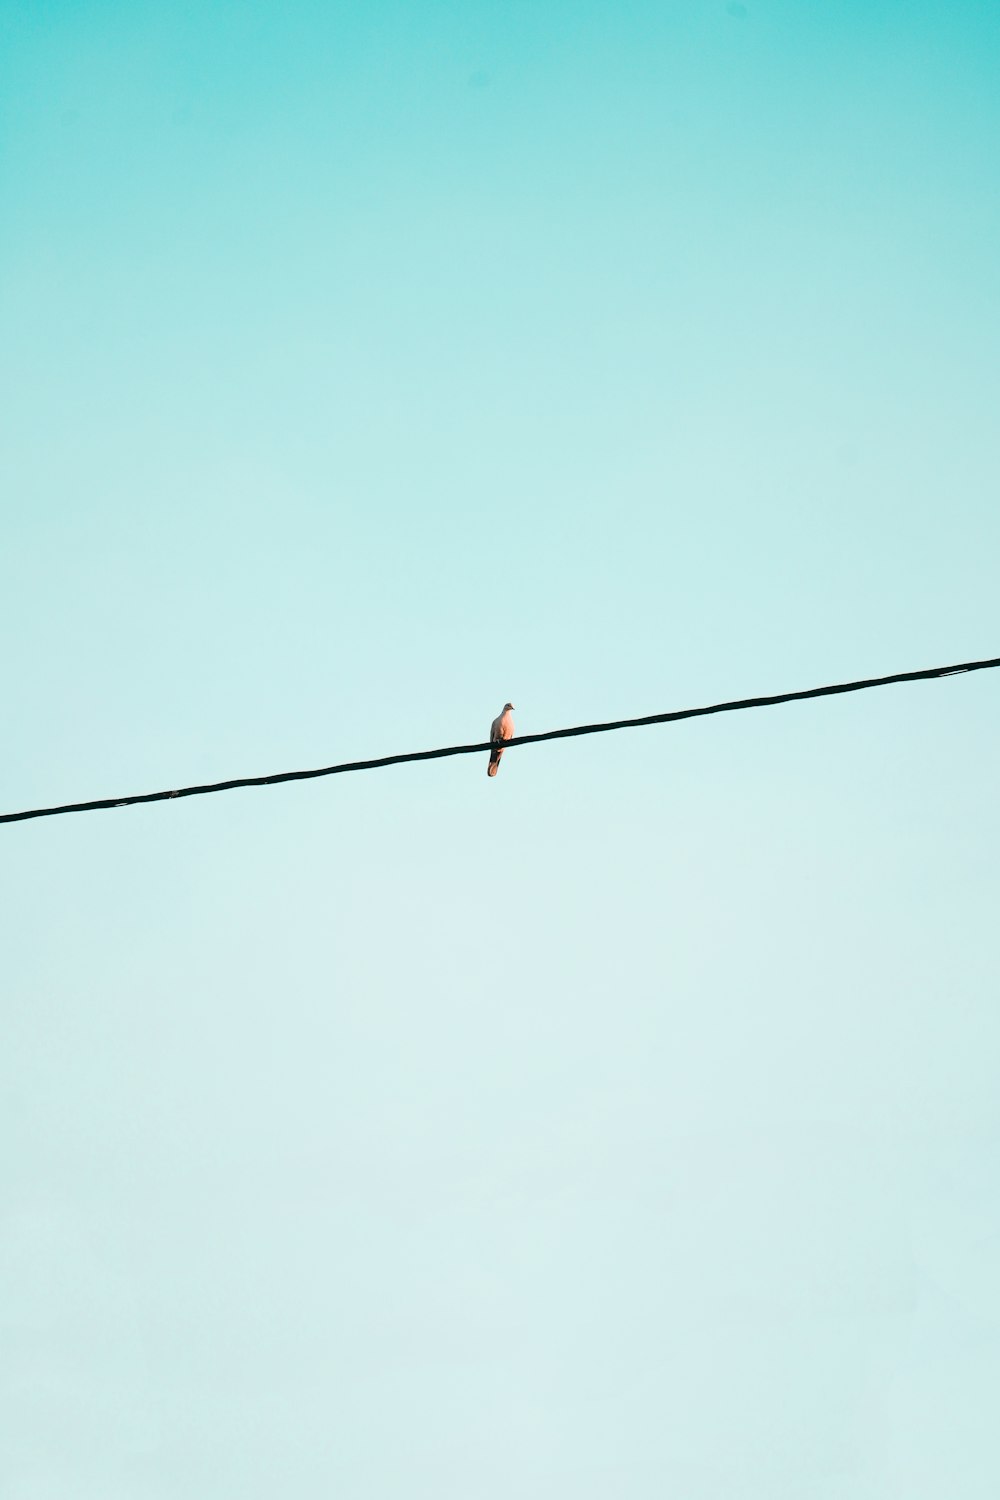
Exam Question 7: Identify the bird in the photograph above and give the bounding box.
[487,702,515,777]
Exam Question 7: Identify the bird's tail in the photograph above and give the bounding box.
[488,747,502,777]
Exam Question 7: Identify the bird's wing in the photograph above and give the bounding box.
[490,714,504,741]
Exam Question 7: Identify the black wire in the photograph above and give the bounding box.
[2,654,997,826]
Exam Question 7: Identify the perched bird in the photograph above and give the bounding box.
[488,702,515,777]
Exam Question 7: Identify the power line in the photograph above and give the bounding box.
[2,654,997,827]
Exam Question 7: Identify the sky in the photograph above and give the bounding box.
[2,1,999,1495]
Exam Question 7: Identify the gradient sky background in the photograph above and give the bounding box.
[3,2,999,1496]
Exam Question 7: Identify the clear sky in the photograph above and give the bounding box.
[3,2,999,1495]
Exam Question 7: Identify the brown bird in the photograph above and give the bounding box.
[487,702,515,777]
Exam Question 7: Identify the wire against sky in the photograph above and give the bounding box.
[2,654,997,827]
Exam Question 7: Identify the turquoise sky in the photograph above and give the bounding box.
[3,2,999,1495]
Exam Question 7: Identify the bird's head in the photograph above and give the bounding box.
[503,702,515,712]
